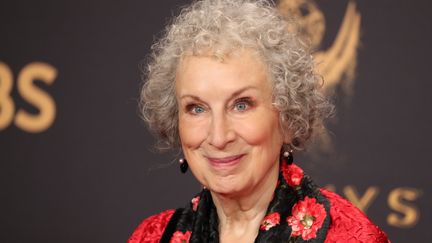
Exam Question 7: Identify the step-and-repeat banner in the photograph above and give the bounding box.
[1,0,430,242]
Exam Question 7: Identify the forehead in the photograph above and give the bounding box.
[175,50,271,91]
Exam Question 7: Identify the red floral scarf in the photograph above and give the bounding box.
[161,158,331,243]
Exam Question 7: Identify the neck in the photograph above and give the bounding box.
[210,163,279,241]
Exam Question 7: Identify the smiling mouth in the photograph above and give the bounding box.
[206,154,245,168]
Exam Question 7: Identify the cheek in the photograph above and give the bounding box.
[236,113,283,146]
[178,116,208,148]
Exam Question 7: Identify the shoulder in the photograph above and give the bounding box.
[127,209,175,243]
[127,191,391,242]
[320,188,390,243]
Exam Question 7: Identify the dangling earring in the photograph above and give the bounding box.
[282,147,293,165]
[179,158,188,173]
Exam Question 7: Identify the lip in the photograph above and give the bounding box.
[206,154,245,168]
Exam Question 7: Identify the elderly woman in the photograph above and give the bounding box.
[128,0,389,242]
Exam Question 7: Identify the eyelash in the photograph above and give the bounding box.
[184,97,255,115]
[233,97,254,112]
[186,104,206,114]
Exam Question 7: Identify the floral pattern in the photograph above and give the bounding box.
[170,230,191,243]
[191,196,200,211]
[260,212,280,231]
[287,196,326,240]
[128,164,389,243]
[281,162,304,187]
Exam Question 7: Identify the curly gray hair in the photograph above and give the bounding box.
[140,0,333,150]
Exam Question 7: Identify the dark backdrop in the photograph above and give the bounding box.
[1,1,431,242]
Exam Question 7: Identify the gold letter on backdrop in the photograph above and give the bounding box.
[14,62,57,133]
[343,185,379,213]
[387,187,421,228]
[0,62,15,130]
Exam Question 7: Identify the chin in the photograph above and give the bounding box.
[206,176,248,196]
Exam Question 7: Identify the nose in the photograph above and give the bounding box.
[207,112,235,149]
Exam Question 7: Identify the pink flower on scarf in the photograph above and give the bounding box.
[170,231,191,243]
[287,196,326,240]
[281,162,304,187]
[260,212,281,231]
[191,196,200,211]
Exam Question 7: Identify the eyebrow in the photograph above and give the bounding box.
[179,85,258,102]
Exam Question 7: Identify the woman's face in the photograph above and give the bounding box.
[176,51,287,197]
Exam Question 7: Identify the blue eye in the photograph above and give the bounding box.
[234,102,248,111]
[191,106,205,114]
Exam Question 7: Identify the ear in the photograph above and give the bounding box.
[282,129,293,144]
[283,136,291,144]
